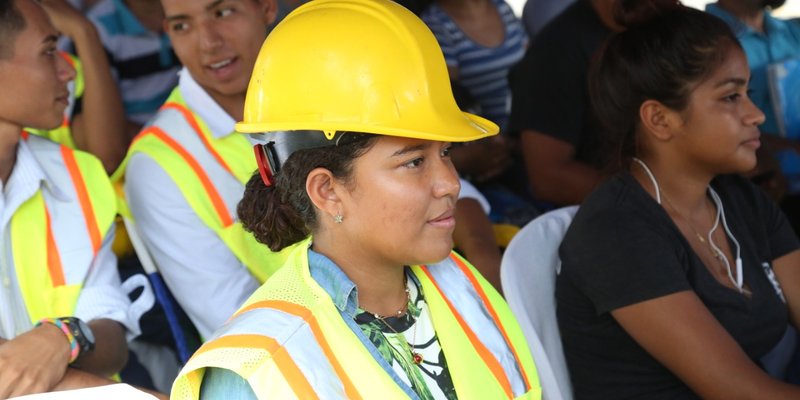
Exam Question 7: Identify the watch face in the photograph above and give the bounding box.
[77,319,95,345]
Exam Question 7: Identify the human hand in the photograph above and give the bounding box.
[0,324,70,398]
[450,136,514,184]
[38,0,91,39]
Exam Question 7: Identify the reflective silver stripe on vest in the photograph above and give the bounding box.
[424,256,528,396]
[208,306,347,398]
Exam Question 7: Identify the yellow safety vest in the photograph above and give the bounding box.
[172,238,541,399]
[14,132,116,322]
[113,88,288,283]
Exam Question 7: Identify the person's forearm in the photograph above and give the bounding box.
[453,199,503,293]
[530,160,603,205]
[521,130,605,205]
[69,22,127,173]
[52,368,115,391]
[74,319,128,377]
[54,369,169,400]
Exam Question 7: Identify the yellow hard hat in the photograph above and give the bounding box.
[236,0,498,143]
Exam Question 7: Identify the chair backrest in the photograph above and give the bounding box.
[501,205,578,400]
[123,216,201,364]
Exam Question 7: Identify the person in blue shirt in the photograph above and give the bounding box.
[707,0,800,138]
[707,0,800,232]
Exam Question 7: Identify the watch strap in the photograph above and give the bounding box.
[35,317,80,363]
[59,317,95,357]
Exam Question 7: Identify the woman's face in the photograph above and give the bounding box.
[336,136,461,268]
[673,46,765,175]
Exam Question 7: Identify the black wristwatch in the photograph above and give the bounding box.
[59,317,96,358]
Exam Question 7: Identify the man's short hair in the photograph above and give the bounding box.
[0,0,26,59]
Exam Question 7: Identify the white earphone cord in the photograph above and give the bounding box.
[632,158,743,291]
[708,187,743,290]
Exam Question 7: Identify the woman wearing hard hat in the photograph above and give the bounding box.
[171,0,541,398]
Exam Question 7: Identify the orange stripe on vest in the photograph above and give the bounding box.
[44,207,65,287]
[419,265,515,399]
[61,146,102,253]
[133,127,234,228]
[451,254,533,391]
[161,102,235,176]
[234,300,362,399]
[199,334,319,399]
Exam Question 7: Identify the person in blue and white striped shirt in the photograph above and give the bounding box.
[421,0,527,133]
[86,0,182,134]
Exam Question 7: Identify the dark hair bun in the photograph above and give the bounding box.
[614,0,682,28]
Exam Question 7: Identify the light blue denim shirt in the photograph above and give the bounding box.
[200,249,422,399]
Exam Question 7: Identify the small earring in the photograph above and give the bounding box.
[334,214,343,224]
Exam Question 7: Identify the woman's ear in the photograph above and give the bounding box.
[639,100,678,142]
[306,167,343,221]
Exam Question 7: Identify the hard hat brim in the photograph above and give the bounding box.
[235,111,499,143]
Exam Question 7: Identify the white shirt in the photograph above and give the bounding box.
[125,69,260,340]
[0,139,136,339]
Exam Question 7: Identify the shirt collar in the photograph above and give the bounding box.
[763,9,790,36]
[178,68,237,139]
[307,248,421,319]
[13,138,70,202]
[706,3,788,37]
[308,249,360,317]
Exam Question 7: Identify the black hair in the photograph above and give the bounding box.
[0,0,26,59]
[765,0,786,9]
[590,1,741,170]
[238,135,378,251]
[392,0,432,15]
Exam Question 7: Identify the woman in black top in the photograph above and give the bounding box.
[556,1,800,398]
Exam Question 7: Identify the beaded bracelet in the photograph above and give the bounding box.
[36,318,80,363]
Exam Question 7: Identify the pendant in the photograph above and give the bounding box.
[695,233,706,243]
[412,352,423,364]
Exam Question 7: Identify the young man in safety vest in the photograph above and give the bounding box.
[114,0,285,340]
[0,0,138,396]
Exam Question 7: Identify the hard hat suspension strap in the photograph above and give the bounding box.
[250,130,368,186]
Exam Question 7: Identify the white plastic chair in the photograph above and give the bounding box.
[501,205,578,400]
[122,217,194,392]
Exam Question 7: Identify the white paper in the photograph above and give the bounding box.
[9,384,158,400]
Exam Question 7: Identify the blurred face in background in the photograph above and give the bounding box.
[162,0,276,111]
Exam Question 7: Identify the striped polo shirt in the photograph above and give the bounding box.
[422,0,528,132]
[88,0,181,125]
